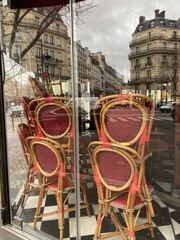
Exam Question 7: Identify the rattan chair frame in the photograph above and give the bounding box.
[34,99,89,174]
[28,136,91,240]
[93,94,155,218]
[17,123,39,206]
[88,141,154,240]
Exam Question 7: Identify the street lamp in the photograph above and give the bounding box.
[40,39,51,85]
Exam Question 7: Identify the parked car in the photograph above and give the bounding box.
[159,102,176,112]
[171,102,180,122]
[10,105,24,117]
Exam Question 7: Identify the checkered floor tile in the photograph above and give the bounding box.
[19,182,179,240]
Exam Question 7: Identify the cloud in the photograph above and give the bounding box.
[76,0,180,81]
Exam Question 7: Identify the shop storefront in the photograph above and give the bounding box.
[0,1,180,240]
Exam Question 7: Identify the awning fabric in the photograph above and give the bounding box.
[9,0,84,9]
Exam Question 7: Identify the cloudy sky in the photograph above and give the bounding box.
[75,0,180,81]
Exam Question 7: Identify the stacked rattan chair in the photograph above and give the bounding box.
[17,123,40,206]
[27,136,91,240]
[88,93,155,239]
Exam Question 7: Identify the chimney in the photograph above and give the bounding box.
[159,10,165,18]
[155,9,159,17]
[139,16,146,24]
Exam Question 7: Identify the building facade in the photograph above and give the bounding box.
[129,9,180,105]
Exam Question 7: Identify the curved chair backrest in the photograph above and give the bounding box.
[88,141,141,200]
[35,101,72,139]
[29,137,66,178]
[93,94,155,158]
[17,123,33,166]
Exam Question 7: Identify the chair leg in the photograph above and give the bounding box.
[56,192,64,240]
[146,208,154,238]
[94,204,103,239]
[80,181,91,217]
[128,212,135,240]
[80,147,89,174]
[110,209,127,240]
[33,187,45,229]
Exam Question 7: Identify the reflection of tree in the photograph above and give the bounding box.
[2,2,97,63]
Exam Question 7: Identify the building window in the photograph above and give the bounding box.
[57,37,61,47]
[57,52,62,61]
[50,35,54,45]
[15,45,21,57]
[174,43,177,50]
[138,25,143,32]
[58,68,62,77]
[44,49,48,55]
[44,34,48,44]
[173,69,177,78]
[170,21,176,28]
[173,31,177,38]
[50,50,54,61]
[136,46,140,54]
[148,32,152,38]
[37,64,42,74]
[36,47,41,58]
[147,70,151,79]
[35,16,40,26]
[15,31,22,39]
[45,65,49,73]
[56,24,60,32]
[135,71,139,80]
[147,43,152,51]
[163,42,167,49]
[160,19,164,26]
[150,20,155,27]
[147,56,152,65]
[50,67,55,77]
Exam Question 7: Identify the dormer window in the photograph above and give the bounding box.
[160,19,164,26]
[170,21,176,28]
[150,20,155,27]
[138,25,143,32]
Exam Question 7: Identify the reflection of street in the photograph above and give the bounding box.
[146,110,180,207]
[6,113,27,204]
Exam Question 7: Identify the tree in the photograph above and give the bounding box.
[2,1,98,63]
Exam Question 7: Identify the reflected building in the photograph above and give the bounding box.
[129,9,180,104]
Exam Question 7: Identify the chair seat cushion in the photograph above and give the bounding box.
[110,192,144,209]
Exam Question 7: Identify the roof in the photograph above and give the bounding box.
[134,18,180,33]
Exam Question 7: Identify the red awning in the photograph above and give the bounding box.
[9,0,84,9]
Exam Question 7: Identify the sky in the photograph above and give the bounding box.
[75,0,180,81]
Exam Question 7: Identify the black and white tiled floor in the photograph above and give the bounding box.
[18,130,180,240]
[20,180,180,240]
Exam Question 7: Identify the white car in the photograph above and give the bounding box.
[159,102,176,113]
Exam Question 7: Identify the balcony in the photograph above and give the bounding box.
[130,76,172,84]
[129,33,180,47]
[161,60,168,67]
[145,62,153,68]
[129,47,179,59]
[134,64,141,69]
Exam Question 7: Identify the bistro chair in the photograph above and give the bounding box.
[17,123,39,206]
[88,141,154,240]
[21,96,37,134]
[93,94,155,217]
[34,99,89,174]
[28,76,49,98]
[28,136,91,240]
[28,96,70,135]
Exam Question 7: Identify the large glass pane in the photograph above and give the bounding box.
[0,1,180,240]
